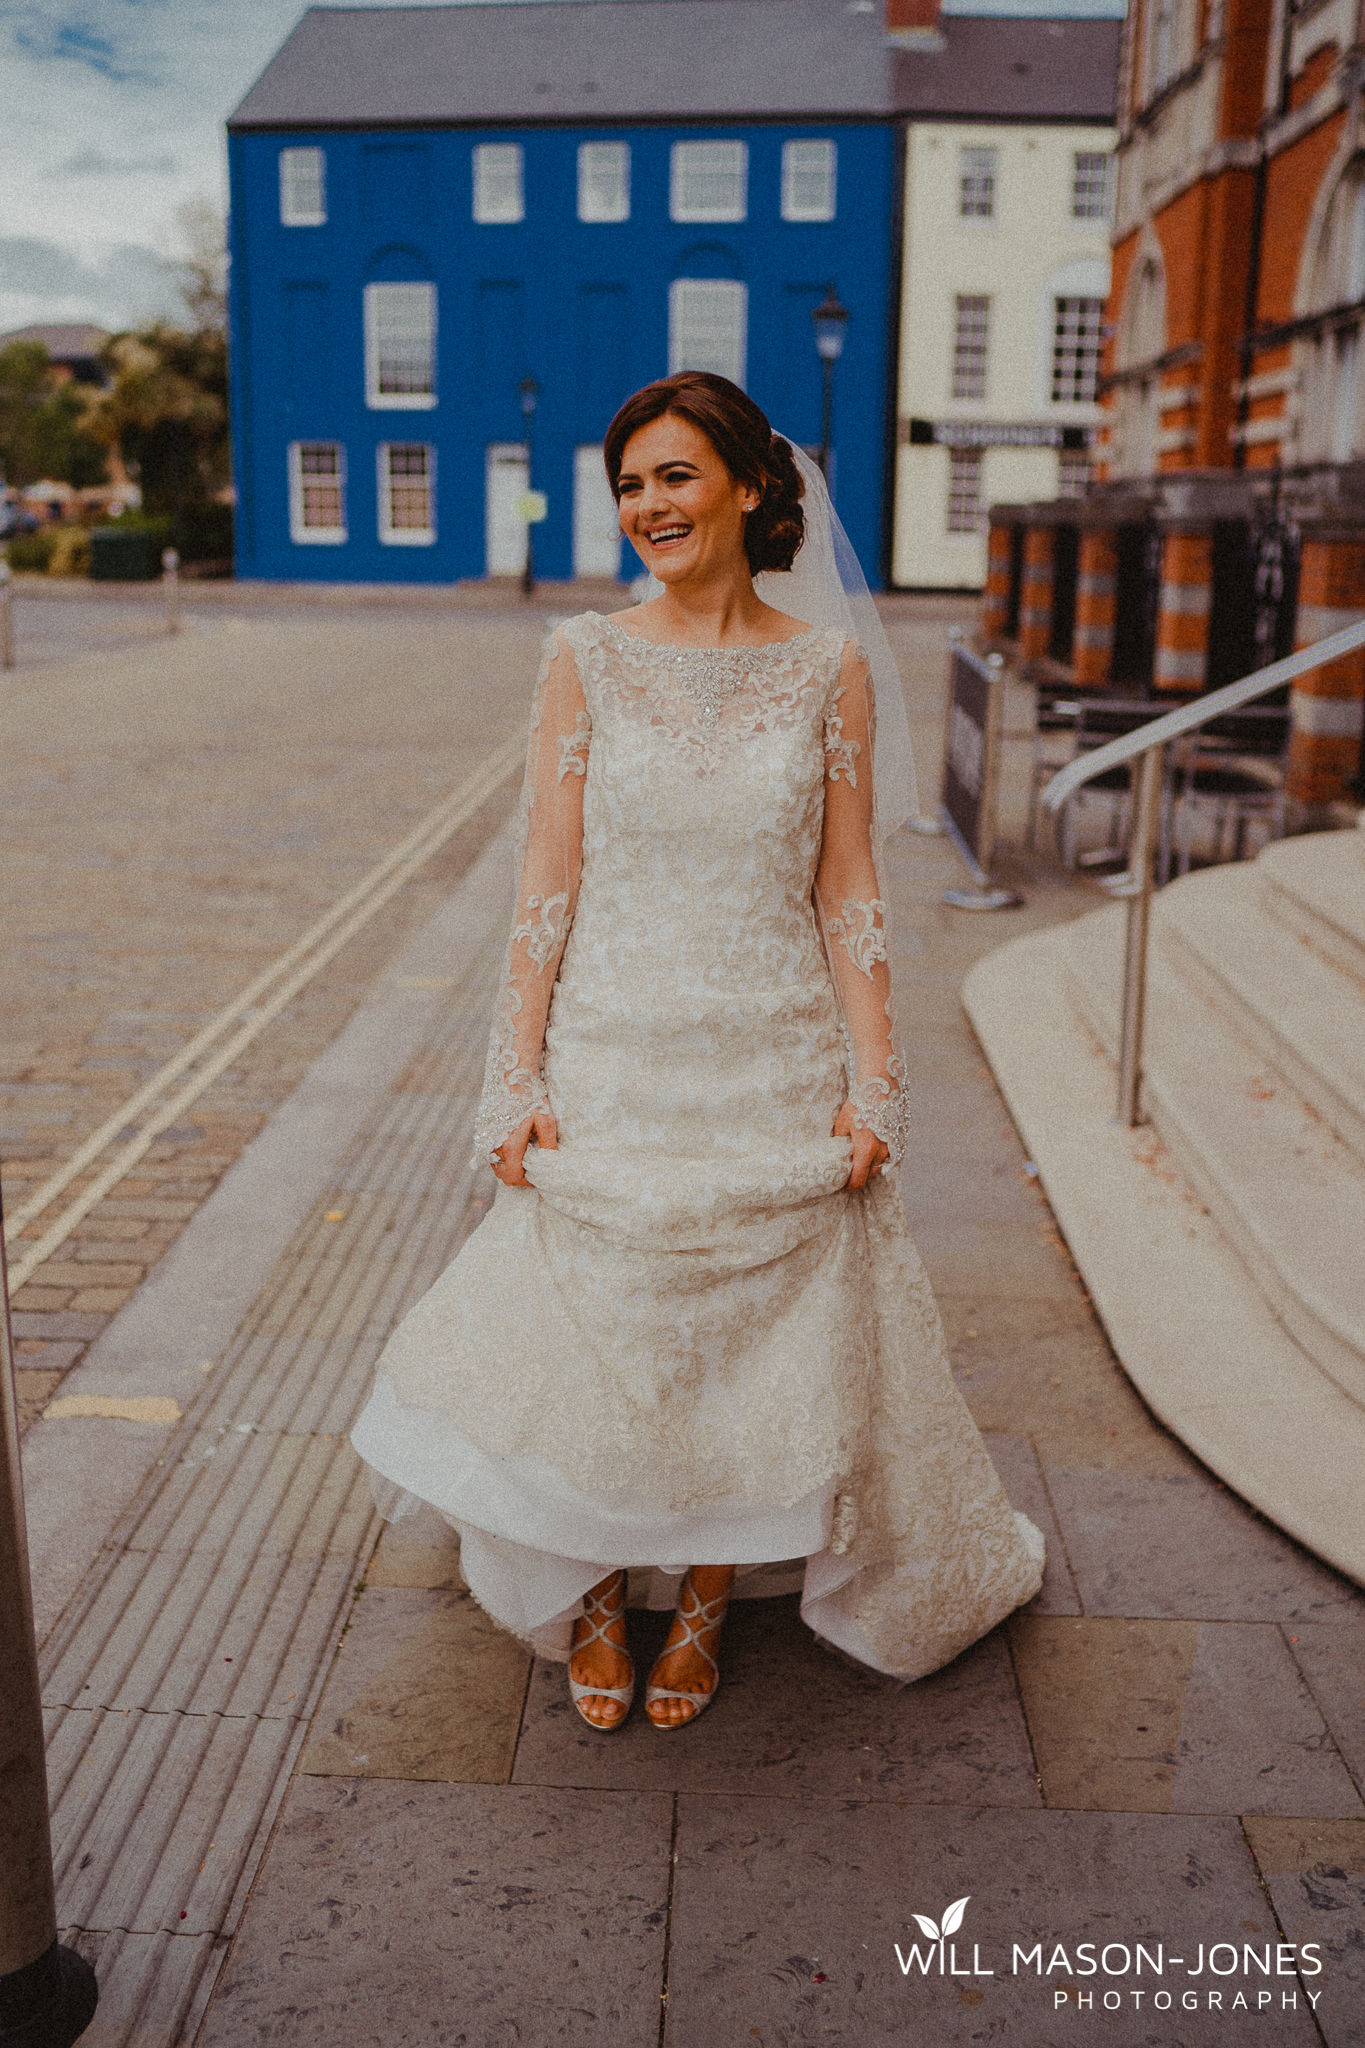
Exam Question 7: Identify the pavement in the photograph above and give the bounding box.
[5,593,1363,2046]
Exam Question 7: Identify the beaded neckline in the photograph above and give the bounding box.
[595,613,829,721]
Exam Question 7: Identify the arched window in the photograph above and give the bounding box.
[1111,251,1166,476]
[1299,165,1365,463]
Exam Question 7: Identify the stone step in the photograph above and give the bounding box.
[964,923,1365,1587]
[1064,895,1365,1412]
[1257,828,1365,992]
[1153,860,1365,1167]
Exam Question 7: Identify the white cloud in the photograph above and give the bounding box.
[0,0,1126,335]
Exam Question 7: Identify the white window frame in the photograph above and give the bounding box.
[279,147,326,227]
[1050,296,1105,405]
[473,143,525,224]
[951,294,991,401]
[945,447,984,537]
[668,279,748,388]
[958,145,997,221]
[364,283,437,410]
[670,141,748,223]
[1071,151,1113,222]
[577,142,631,223]
[378,443,436,546]
[288,441,346,544]
[781,139,837,222]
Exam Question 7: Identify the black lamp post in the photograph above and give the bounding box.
[519,376,539,598]
[811,286,850,483]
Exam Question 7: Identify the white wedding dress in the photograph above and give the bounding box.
[352,610,1043,1678]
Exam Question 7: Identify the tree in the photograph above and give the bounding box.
[82,325,229,519]
[0,341,107,490]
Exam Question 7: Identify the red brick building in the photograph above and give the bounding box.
[986,0,1365,806]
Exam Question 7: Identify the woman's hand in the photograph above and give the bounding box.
[491,1108,558,1188]
[833,1100,890,1190]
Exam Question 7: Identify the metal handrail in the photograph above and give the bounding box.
[1038,616,1365,1125]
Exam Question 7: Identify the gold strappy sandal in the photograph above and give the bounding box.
[568,1571,635,1731]
[645,1570,730,1730]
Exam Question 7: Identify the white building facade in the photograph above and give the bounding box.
[892,92,1115,588]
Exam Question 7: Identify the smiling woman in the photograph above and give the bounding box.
[351,370,1044,1739]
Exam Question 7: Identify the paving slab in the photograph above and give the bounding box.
[662,1799,1321,2046]
[982,1431,1082,1616]
[1285,1621,1365,1791]
[512,1595,1041,1805]
[44,1706,300,1936]
[1045,1467,1365,1623]
[298,1585,531,1784]
[1010,1616,1363,1817]
[60,1929,224,2048]
[196,1778,673,2048]
[1244,1818,1365,2048]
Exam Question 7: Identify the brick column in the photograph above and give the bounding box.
[1154,529,1212,692]
[982,516,1014,640]
[1289,531,1365,804]
[1073,528,1118,687]
[1018,526,1054,660]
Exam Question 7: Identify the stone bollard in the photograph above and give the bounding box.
[1154,527,1212,692]
[1018,526,1055,661]
[1289,528,1365,805]
[162,548,181,635]
[1073,528,1118,687]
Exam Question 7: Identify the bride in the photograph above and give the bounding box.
[352,372,1043,1732]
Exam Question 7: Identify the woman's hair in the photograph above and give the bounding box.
[603,372,805,575]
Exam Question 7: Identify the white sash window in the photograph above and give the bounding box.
[578,143,630,223]
[474,144,525,224]
[781,140,836,222]
[668,279,748,388]
[670,141,747,223]
[280,148,326,226]
[379,443,435,544]
[364,283,436,408]
[288,442,346,543]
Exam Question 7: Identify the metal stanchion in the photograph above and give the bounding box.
[1114,745,1165,1127]
[161,548,180,635]
[0,1192,98,2046]
[0,563,14,671]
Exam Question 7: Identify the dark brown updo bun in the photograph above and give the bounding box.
[603,372,806,575]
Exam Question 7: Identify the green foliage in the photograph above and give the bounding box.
[84,325,229,519]
[0,342,107,490]
[6,528,56,571]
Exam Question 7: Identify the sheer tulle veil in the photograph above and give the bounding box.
[642,439,918,838]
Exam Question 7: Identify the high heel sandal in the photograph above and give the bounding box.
[568,1571,635,1731]
[645,1572,730,1730]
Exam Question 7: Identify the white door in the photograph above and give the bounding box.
[573,445,622,578]
[485,442,529,575]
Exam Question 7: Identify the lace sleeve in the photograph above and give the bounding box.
[472,628,589,1165]
[814,642,909,1166]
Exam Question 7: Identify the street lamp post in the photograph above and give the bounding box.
[0,1187,98,2048]
[811,286,850,484]
[519,377,539,598]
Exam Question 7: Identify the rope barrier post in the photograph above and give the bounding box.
[161,548,180,636]
[1116,745,1164,1128]
[0,562,13,671]
[0,1188,98,2046]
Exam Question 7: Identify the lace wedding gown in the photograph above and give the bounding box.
[351,612,1043,1678]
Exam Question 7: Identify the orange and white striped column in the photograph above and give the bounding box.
[982,516,1015,641]
[1072,527,1118,687]
[1154,529,1212,693]
[1018,526,1054,660]
[1290,530,1365,805]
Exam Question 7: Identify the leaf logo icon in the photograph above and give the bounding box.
[909,1898,970,1944]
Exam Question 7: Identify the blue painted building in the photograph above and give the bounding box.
[227,0,900,585]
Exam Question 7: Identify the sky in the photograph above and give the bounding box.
[0,0,1127,339]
